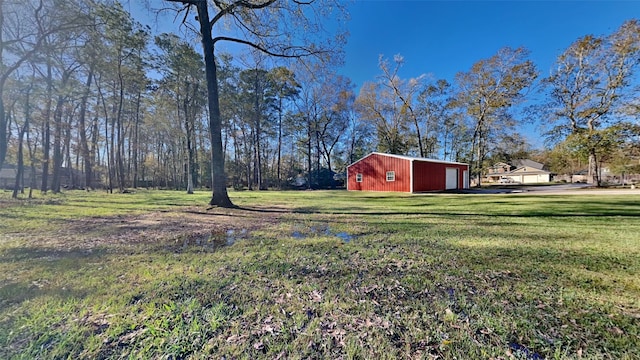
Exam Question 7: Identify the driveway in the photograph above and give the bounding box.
[461,183,640,195]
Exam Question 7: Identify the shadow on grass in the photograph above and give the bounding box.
[0,246,106,263]
[0,279,90,307]
[0,247,107,306]
[286,196,640,217]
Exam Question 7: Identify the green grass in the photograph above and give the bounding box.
[1,189,639,359]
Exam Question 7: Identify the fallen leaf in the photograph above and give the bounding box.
[310,290,322,302]
[609,327,624,335]
[262,324,274,334]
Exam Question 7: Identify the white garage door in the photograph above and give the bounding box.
[523,175,538,183]
[445,168,458,190]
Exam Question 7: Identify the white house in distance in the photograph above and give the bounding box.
[486,159,552,184]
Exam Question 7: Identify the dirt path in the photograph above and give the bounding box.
[13,205,289,251]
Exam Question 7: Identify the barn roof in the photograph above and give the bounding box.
[348,152,468,168]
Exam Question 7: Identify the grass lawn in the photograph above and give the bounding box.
[1,189,639,359]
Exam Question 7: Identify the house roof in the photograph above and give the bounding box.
[512,159,545,170]
[510,167,551,175]
[487,159,549,176]
[348,152,468,168]
[0,166,17,179]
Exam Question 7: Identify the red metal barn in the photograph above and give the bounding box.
[347,152,469,192]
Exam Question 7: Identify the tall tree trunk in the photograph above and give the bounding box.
[255,121,262,189]
[51,69,73,193]
[315,123,321,188]
[0,0,8,171]
[133,90,141,188]
[307,120,312,189]
[471,108,485,188]
[588,150,600,186]
[26,127,36,199]
[78,67,94,190]
[253,72,264,190]
[195,1,233,207]
[277,97,283,188]
[51,93,64,193]
[0,94,6,172]
[116,73,126,192]
[108,113,114,193]
[413,117,424,158]
[245,127,253,189]
[64,108,73,189]
[90,100,99,188]
[184,84,194,194]
[41,62,53,193]
[12,115,28,198]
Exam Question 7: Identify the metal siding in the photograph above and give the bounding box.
[413,161,470,191]
[347,153,411,192]
[347,153,469,192]
[412,161,445,191]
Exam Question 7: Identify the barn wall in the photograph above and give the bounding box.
[413,162,469,191]
[347,153,411,192]
[412,161,445,191]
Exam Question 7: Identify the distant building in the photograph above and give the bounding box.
[347,152,469,193]
[0,164,89,190]
[486,159,552,184]
[0,164,17,188]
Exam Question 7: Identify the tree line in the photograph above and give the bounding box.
[1,0,639,203]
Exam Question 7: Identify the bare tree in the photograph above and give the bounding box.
[542,20,640,185]
[455,47,537,186]
[155,33,205,193]
[164,0,347,207]
[378,55,425,156]
[354,55,424,156]
[0,0,81,172]
[268,66,298,188]
[418,79,456,159]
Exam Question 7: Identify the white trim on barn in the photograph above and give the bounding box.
[409,159,414,193]
[347,152,469,167]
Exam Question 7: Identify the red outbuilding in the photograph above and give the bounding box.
[347,152,469,193]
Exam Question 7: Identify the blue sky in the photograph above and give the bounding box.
[134,0,639,149]
[340,0,639,148]
[343,0,638,85]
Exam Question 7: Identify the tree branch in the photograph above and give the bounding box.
[213,36,327,58]
[210,0,276,27]
[165,0,199,4]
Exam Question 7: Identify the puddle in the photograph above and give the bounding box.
[509,342,543,360]
[225,229,247,246]
[292,224,356,243]
[182,229,248,250]
[335,232,353,243]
